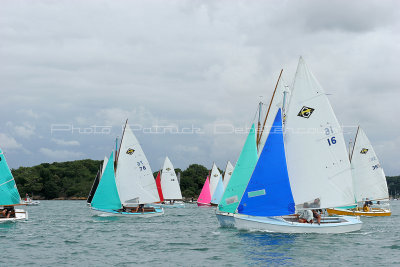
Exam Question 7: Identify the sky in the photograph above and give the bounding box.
[0,0,399,175]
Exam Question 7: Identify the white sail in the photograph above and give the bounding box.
[351,127,389,202]
[101,156,108,177]
[115,125,159,205]
[222,161,234,189]
[160,156,183,200]
[258,74,291,155]
[284,57,354,210]
[209,163,221,197]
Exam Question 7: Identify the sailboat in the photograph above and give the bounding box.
[327,126,391,216]
[197,176,211,206]
[217,58,363,233]
[0,148,27,222]
[90,122,164,216]
[222,161,234,189]
[159,157,185,208]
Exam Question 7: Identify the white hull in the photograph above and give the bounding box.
[216,212,362,234]
[21,200,40,206]
[90,207,164,217]
[160,202,185,208]
[0,209,28,223]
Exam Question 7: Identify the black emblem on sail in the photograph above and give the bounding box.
[360,148,368,154]
[213,174,218,177]
[126,148,135,155]
[297,106,315,119]
[166,167,171,171]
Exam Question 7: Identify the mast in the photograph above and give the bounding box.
[116,119,128,167]
[350,126,360,162]
[256,101,262,145]
[257,69,283,146]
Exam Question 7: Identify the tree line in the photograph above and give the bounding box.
[11,159,400,200]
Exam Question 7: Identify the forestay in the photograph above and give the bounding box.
[218,124,258,214]
[222,161,234,189]
[0,148,21,205]
[116,125,159,205]
[284,57,354,210]
[161,157,183,200]
[238,109,295,216]
[351,127,389,202]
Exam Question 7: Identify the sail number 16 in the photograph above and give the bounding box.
[327,136,336,146]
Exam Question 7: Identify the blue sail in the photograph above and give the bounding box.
[237,109,295,216]
[211,176,224,205]
[91,151,122,210]
[0,148,21,205]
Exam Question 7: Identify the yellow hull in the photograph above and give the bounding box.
[327,208,391,217]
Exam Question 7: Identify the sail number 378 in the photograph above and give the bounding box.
[137,161,147,171]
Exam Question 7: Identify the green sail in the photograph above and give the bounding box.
[91,151,122,210]
[218,124,258,213]
[0,148,21,205]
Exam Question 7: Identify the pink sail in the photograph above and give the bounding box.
[197,176,211,206]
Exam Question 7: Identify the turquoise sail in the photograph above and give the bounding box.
[91,151,122,210]
[217,124,258,213]
[211,176,224,205]
[0,148,21,205]
[237,109,295,216]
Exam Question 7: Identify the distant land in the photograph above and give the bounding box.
[11,159,400,200]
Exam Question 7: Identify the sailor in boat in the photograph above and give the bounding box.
[0,206,15,218]
[297,203,313,223]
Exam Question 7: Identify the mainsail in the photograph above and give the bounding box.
[0,148,21,205]
[209,163,221,197]
[284,57,354,210]
[160,157,183,200]
[218,124,258,214]
[115,124,159,205]
[238,109,295,216]
[91,151,122,210]
[351,127,389,202]
[222,161,234,189]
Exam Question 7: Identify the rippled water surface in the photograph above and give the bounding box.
[1,200,400,266]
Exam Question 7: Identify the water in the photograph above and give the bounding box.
[1,201,400,266]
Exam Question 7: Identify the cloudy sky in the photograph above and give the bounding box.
[1,0,399,175]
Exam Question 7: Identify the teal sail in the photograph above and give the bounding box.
[211,176,224,205]
[91,151,122,210]
[0,148,21,205]
[237,109,295,216]
[217,124,258,213]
